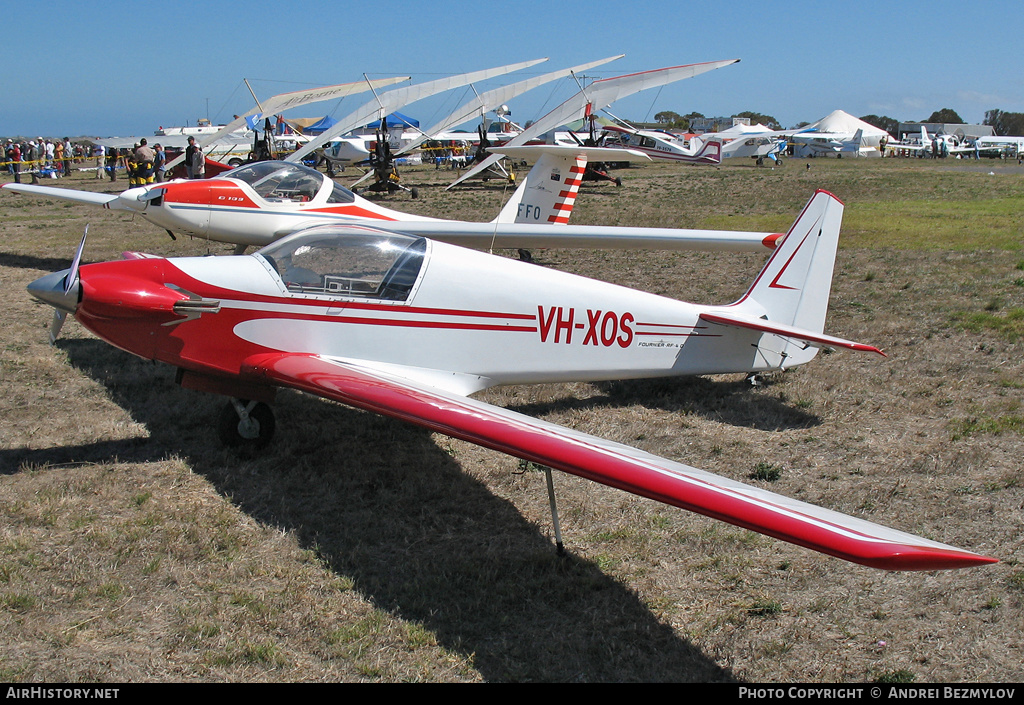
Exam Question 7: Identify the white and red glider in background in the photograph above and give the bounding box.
[2,151,781,254]
[27,189,996,571]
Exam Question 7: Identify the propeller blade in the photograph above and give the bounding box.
[65,225,88,295]
[49,310,67,345]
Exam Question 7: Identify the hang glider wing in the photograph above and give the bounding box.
[240,352,995,571]
[450,58,740,188]
[163,75,411,170]
[287,58,550,164]
[396,55,624,157]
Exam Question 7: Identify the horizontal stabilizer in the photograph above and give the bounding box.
[699,311,886,355]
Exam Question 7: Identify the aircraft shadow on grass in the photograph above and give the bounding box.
[0,252,94,274]
[5,338,743,682]
[505,375,820,432]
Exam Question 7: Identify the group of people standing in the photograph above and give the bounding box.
[126,138,164,185]
[96,135,205,183]
[5,133,208,184]
[4,137,81,182]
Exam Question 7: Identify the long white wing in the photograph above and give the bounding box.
[372,220,782,252]
[163,76,410,170]
[450,59,740,187]
[397,55,624,156]
[3,183,123,208]
[287,59,550,164]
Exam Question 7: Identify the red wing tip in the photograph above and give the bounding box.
[863,550,998,572]
[851,343,887,357]
[762,233,785,250]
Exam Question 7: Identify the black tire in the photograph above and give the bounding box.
[410,187,419,199]
[218,400,275,448]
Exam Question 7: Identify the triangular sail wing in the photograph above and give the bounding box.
[397,55,623,157]
[287,59,549,164]
[164,76,410,170]
[450,59,739,188]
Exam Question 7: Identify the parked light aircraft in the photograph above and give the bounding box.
[26,190,996,572]
[287,59,548,166]
[790,129,869,158]
[2,149,782,254]
[704,125,788,165]
[597,124,723,164]
[885,126,976,157]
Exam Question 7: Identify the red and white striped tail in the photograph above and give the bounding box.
[548,154,586,224]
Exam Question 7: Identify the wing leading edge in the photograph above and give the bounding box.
[240,353,994,571]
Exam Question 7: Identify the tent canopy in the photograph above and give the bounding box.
[366,112,420,129]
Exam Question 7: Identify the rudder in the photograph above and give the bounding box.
[733,189,844,334]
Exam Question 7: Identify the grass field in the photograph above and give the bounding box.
[1,156,1022,682]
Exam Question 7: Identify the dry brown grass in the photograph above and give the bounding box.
[1,158,1022,682]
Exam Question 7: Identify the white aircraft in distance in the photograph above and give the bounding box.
[884,126,976,157]
[789,128,870,158]
[721,134,787,165]
[27,190,996,571]
[450,59,742,188]
[597,124,723,164]
[703,124,788,165]
[2,149,782,254]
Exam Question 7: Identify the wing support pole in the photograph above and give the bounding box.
[544,468,565,556]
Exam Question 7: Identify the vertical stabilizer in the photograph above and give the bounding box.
[734,189,844,335]
[691,138,722,164]
[492,147,592,225]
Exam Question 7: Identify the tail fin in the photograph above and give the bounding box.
[490,145,645,225]
[699,190,880,368]
[737,189,844,331]
[702,190,882,366]
[691,138,722,164]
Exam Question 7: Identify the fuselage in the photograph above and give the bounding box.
[64,225,780,397]
[114,161,439,247]
[599,127,721,164]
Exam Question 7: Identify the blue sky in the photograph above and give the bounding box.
[3,0,1021,138]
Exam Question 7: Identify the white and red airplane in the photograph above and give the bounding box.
[27,190,996,571]
[597,124,723,164]
[2,149,781,254]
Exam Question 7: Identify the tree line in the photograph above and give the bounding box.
[652,108,1024,136]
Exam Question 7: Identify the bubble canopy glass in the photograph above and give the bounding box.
[256,225,427,301]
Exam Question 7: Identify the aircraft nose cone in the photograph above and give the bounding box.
[115,186,152,212]
[27,269,80,314]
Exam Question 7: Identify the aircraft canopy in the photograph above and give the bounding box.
[257,225,427,301]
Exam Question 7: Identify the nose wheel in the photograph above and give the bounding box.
[218,399,275,448]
